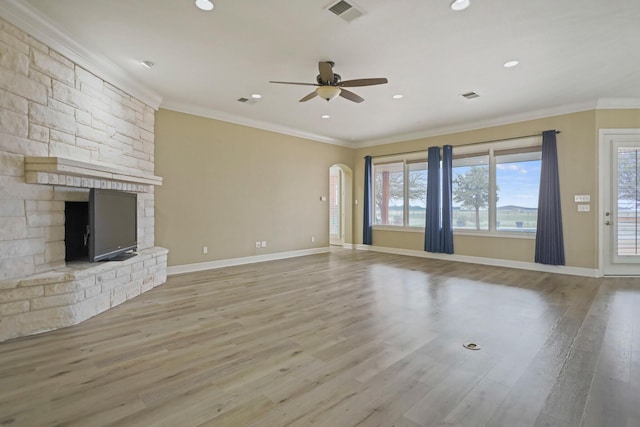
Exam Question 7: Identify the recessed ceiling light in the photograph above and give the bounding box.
[392,94,404,99]
[321,114,331,119]
[140,60,154,69]
[251,93,262,99]
[195,0,214,11]
[450,0,470,11]
[504,60,519,68]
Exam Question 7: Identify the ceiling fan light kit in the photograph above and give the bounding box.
[316,86,341,101]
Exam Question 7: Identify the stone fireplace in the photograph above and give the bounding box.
[0,18,168,342]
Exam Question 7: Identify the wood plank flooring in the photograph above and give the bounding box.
[0,249,638,427]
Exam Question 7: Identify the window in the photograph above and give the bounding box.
[408,161,427,227]
[495,148,541,232]
[374,162,404,226]
[372,137,541,234]
[452,143,542,233]
[373,159,427,227]
[452,154,489,230]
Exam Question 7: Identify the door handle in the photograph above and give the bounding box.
[605,220,612,226]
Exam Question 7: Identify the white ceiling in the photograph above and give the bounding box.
[5,0,640,145]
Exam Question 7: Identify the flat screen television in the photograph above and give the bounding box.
[89,189,138,262]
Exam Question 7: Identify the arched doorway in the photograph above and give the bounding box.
[329,164,353,246]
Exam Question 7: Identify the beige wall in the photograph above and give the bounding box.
[595,109,640,129]
[156,108,639,270]
[353,110,603,269]
[155,109,353,267]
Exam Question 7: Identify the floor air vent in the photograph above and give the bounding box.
[327,0,364,22]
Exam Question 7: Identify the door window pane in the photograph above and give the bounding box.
[374,162,404,226]
[617,147,640,255]
[408,161,427,227]
[329,168,340,237]
[495,152,541,232]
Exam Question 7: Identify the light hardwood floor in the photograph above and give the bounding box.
[1,249,638,427]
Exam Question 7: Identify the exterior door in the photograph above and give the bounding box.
[601,130,640,275]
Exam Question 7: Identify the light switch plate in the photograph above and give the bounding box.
[574,194,591,202]
[578,204,590,212]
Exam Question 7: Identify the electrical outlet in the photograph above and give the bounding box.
[261,241,267,248]
[255,241,261,248]
[202,246,208,254]
[311,236,315,242]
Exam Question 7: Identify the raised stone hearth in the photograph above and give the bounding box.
[0,247,168,342]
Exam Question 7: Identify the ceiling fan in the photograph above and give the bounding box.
[270,61,388,103]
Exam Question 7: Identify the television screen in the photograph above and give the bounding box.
[89,189,137,262]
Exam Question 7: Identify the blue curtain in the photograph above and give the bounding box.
[363,156,373,245]
[535,130,565,265]
[440,145,454,254]
[424,147,441,252]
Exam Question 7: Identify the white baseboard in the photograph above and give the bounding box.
[167,247,330,276]
[167,244,599,278]
[354,244,600,278]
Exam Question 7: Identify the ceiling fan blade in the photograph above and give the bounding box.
[269,81,319,86]
[299,91,318,102]
[339,78,389,87]
[339,89,364,103]
[318,62,334,84]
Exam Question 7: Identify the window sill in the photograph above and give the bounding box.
[373,225,424,233]
[372,226,536,239]
[454,230,536,240]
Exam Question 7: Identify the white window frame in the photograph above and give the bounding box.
[453,136,542,238]
[370,135,542,238]
[372,153,426,232]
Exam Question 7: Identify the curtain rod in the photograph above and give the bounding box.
[365,130,561,158]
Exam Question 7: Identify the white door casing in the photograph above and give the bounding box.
[599,129,640,275]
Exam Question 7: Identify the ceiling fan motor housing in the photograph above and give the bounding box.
[317,73,341,86]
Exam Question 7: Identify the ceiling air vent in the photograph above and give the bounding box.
[327,0,364,23]
[237,97,258,105]
[461,91,480,99]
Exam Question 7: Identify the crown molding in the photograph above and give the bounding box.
[0,0,162,109]
[161,101,352,147]
[352,100,601,148]
[596,98,640,109]
[354,97,640,149]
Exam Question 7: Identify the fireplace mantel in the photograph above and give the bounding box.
[24,157,163,193]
